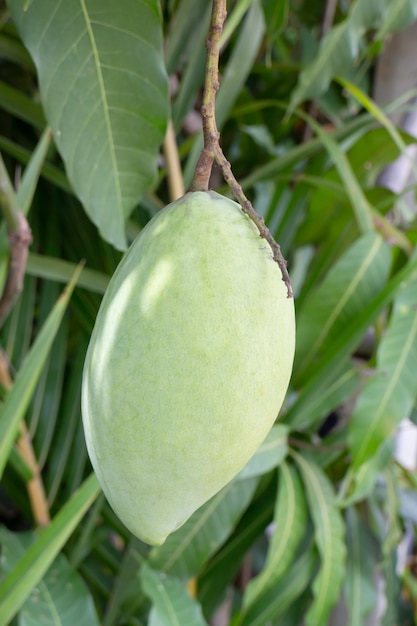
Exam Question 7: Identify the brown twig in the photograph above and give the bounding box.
[191,0,293,297]
[0,154,32,326]
[0,212,32,327]
[0,351,50,526]
[190,0,225,192]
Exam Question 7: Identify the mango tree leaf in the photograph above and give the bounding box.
[239,547,317,626]
[349,264,417,469]
[140,563,208,626]
[288,361,359,431]
[0,266,83,478]
[301,113,373,234]
[16,126,53,216]
[198,486,275,618]
[242,461,308,611]
[262,0,288,43]
[294,232,391,386]
[293,453,346,626]
[237,425,288,480]
[344,507,378,626]
[0,473,100,625]
[286,252,417,430]
[0,79,45,129]
[343,439,395,506]
[0,528,100,626]
[26,253,109,295]
[8,0,169,250]
[289,0,416,111]
[376,0,417,40]
[149,478,258,579]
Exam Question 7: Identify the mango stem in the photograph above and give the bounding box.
[191,0,293,298]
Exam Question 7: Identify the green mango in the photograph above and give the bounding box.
[82,191,295,545]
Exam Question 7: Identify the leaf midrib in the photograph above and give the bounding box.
[301,235,382,375]
[79,0,122,226]
[355,310,417,466]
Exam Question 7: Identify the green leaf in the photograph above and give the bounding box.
[8,0,169,250]
[0,265,83,478]
[140,563,208,626]
[293,453,346,626]
[0,79,45,129]
[26,253,110,295]
[0,528,100,626]
[237,424,288,480]
[198,485,275,618]
[286,252,417,430]
[349,263,417,469]
[45,337,89,506]
[165,0,208,74]
[149,478,258,579]
[289,0,416,110]
[288,361,359,430]
[300,113,374,234]
[294,232,391,386]
[16,127,53,216]
[243,462,308,610]
[262,0,287,42]
[344,508,378,626]
[0,473,100,625]
[376,0,417,39]
[239,546,317,626]
[335,78,417,178]
[342,439,395,506]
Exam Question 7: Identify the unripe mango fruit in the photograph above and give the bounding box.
[82,191,295,545]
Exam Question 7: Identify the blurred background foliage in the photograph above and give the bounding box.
[1,0,417,624]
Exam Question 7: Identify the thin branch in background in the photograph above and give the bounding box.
[0,212,32,327]
[320,0,339,38]
[191,0,293,297]
[163,119,185,202]
[0,154,32,327]
[302,0,339,143]
[0,351,50,526]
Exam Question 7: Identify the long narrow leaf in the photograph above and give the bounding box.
[301,113,373,233]
[0,473,100,625]
[198,487,275,618]
[376,0,417,40]
[0,265,83,478]
[345,508,378,626]
[240,547,316,626]
[243,462,308,609]
[349,264,417,468]
[294,232,391,386]
[16,127,53,215]
[286,252,417,430]
[289,0,417,110]
[26,253,109,294]
[293,453,346,626]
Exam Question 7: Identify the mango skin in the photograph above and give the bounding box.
[82,191,295,545]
